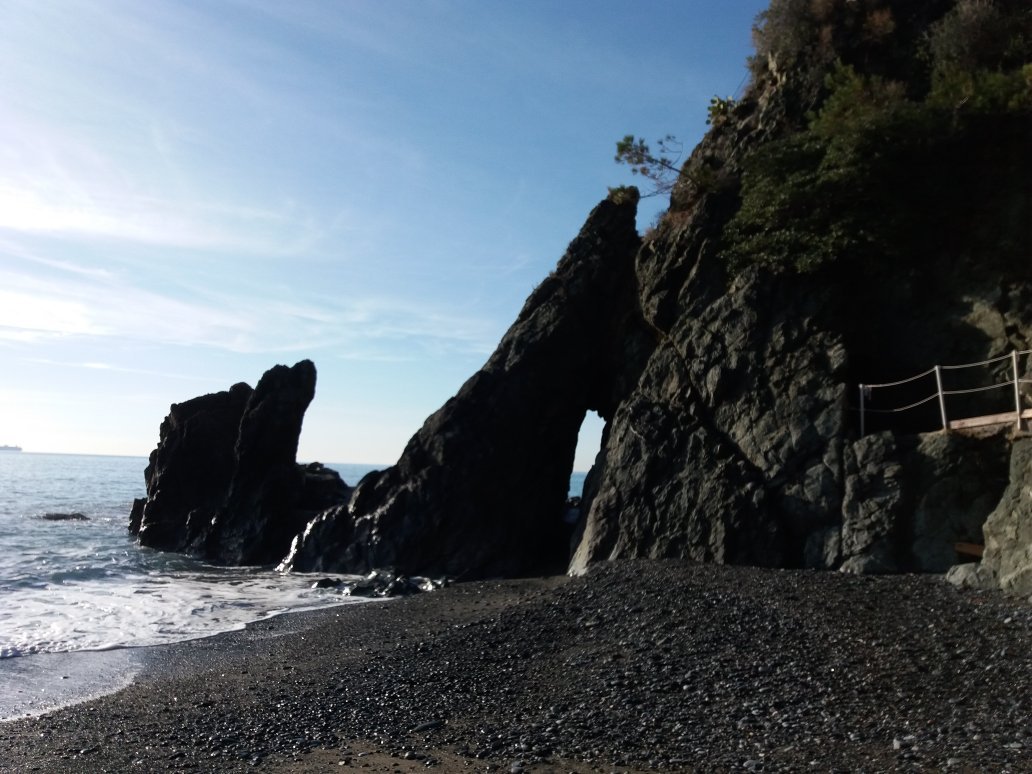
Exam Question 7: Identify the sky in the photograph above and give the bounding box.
[0,0,769,470]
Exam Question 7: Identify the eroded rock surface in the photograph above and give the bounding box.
[840,429,1011,575]
[571,259,850,573]
[949,438,1032,596]
[130,360,350,565]
[282,196,651,578]
[131,2,1032,591]
[131,382,253,552]
[204,361,320,565]
[280,180,1026,583]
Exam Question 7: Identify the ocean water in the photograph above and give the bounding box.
[0,454,390,663]
[0,454,589,655]
[0,453,389,719]
[0,453,588,719]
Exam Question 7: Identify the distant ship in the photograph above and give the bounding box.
[0,445,22,452]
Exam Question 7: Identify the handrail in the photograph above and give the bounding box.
[939,351,1025,370]
[859,349,1030,436]
[941,381,1014,396]
[860,394,940,414]
[863,367,936,389]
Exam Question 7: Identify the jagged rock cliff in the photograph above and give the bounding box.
[130,360,349,565]
[133,0,1032,594]
[949,438,1032,595]
[280,0,1032,586]
[283,197,651,578]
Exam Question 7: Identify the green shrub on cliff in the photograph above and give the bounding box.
[725,0,1032,276]
[725,64,928,272]
[606,185,640,205]
[748,0,931,112]
[927,0,1032,78]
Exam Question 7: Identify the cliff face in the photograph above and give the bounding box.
[134,0,1032,593]
[282,197,652,578]
[130,360,350,566]
[281,0,1032,587]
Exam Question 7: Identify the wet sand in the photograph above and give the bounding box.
[1,560,1030,772]
[0,648,144,721]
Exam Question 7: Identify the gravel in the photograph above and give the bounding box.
[1,560,1030,772]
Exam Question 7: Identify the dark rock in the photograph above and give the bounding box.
[949,437,1032,596]
[130,7,1032,587]
[130,360,351,565]
[566,59,1031,577]
[296,462,351,517]
[804,526,841,570]
[282,195,651,579]
[839,433,911,575]
[562,497,580,526]
[40,512,89,521]
[840,429,1010,574]
[310,578,341,589]
[572,263,848,573]
[128,498,145,534]
[133,381,253,552]
[337,569,442,598]
[907,430,1010,572]
[204,361,319,565]
[285,175,1026,581]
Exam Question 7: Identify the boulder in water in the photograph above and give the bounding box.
[130,360,351,565]
[41,512,89,522]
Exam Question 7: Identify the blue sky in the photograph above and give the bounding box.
[0,0,768,469]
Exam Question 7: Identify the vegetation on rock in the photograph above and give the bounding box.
[616,1,1030,270]
[612,134,683,197]
[725,0,1032,274]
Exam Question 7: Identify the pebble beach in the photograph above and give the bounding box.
[1,560,1030,772]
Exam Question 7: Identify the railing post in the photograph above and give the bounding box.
[859,384,866,437]
[935,365,949,431]
[1014,350,1023,431]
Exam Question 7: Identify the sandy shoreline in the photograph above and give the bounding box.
[1,560,1030,772]
[0,647,145,721]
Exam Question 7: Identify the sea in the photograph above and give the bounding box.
[0,452,587,719]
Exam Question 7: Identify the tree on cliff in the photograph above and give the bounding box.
[613,134,682,196]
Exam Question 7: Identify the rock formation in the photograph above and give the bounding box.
[948,438,1032,596]
[282,195,651,578]
[280,2,1032,586]
[41,512,90,521]
[130,360,350,565]
[133,0,1032,594]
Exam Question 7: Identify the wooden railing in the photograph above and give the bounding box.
[859,350,1032,436]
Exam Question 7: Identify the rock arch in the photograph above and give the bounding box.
[283,196,652,578]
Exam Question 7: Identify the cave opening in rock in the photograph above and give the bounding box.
[571,411,604,498]
[546,410,606,572]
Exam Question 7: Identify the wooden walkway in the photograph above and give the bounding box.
[859,349,1032,436]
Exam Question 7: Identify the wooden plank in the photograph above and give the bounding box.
[948,408,1032,430]
[955,542,984,558]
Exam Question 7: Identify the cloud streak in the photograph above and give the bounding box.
[21,357,219,383]
[0,2,383,259]
[0,122,343,257]
[0,257,494,358]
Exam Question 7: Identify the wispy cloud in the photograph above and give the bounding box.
[0,132,342,257]
[0,254,494,358]
[0,2,374,259]
[0,238,115,280]
[21,357,218,383]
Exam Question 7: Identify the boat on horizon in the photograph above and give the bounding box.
[0,445,23,452]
